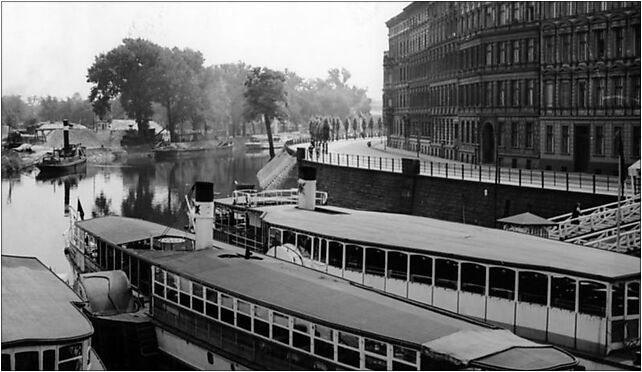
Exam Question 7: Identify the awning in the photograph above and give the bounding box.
[422,329,578,370]
[497,212,556,226]
[629,159,640,178]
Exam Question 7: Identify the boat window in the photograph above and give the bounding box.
[2,354,10,370]
[365,248,385,277]
[192,283,203,298]
[273,312,289,327]
[313,338,334,359]
[268,228,282,248]
[254,305,269,321]
[294,318,310,334]
[272,319,290,345]
[365,355,387,370]
[59,358,82,371]
[578,281,606,317]
[58,343,83,370]
[179,277,191,293]
[205,302,218,319]
[192,297,204,313]
[393,360,416,370]
[393,345,417,364]
[237,301,252,331]
[167,288,178,303]
[338,331,359,348]
[43,350,55,370]
[154,281,165,298]
[114,249,122,270]
[237,300,251,314]
[14,351,38,371]
[313,237,320,261]
[612,282,625,316]
[166,273,178,289]
[409,255,432,284]
[328,241,343,268]
[122,254,130,279]
[518,271,548,306]
[345,245,363,273]
[319,239,327,262]
[254,316,269,338]
[387,252,408,280]
[338,346,360,368]
[489,267,515,300]
[97,240,105,267]
[314,324,334,341]
[220,306,234,325]
[293,331,311,352]
[297,234,312,258]
[628,282,640,316]
[221,294,234,309]
[551,276,576,311]
[206,288,218,303]
[154,267,164,284]
[461,263,486,294]
[283,230,296,245]
[365,338,387,357]
[106,245,114,270]
[435,259,458,290]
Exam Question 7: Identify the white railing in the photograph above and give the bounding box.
[566,221,641,254]
[548,194,641,240]
[232,189,328,207]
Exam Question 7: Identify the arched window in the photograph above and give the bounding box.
[578,280,606,317]
[435,259,458,290]
[551,276,576,311]
[461,263,486,294]
[328,241,343,269]
[409,255,432,284]
[365,248,385,277]
[387,252,408,280]
[518,271,548,305]
[345,245,363,274]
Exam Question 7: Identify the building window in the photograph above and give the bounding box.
[499,42,506,64]
[499,3,507,25]
[545,81,554,108]
[596,29,605,59]
[511,122,519,148]
[562,34,571,63]
[613,126,623,157]
[498,81,506,106]
[486,43,493,65]
[527,80,534,106]
[577,32,588,62]
[513,40,520,63]
[545,36,554,63]
[485,82,493,106]
[546,125,554,153]
[615,77,624,107]
[497,122,504,146]
[577,80,587,108]
[615,28,624,58]
[595,125,604,155]
[561,126,570,154]
[560,80,571,108]
[512,2,521,22]
[527,38,535,62]
[512,80,520,106]
[525,122,533,148]
[595,78,605,107]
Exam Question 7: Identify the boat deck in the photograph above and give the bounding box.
[1,255,93,346]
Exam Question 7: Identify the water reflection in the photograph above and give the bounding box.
[1,149,271,275]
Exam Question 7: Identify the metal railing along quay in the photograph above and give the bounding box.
[303,150,629,196]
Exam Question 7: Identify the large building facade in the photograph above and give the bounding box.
[383,2,640,173]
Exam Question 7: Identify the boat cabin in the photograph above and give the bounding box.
[1,255,101,370]
[211,199,641,357]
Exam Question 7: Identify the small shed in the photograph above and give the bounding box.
[497,212,556,238]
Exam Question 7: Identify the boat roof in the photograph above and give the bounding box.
[240,203,640,281]
[134,243,576,369]
[76,216,193,245]
[1,255,93,347]
[497,212,557,226]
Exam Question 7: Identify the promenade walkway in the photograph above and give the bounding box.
[294,137,636,197]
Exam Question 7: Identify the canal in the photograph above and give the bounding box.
[1,148,273,277]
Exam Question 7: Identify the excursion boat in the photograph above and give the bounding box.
[1,255,104,371]
[36,119,87,175]
[195,166,642,366]
[65,183,580,370]
[244,135,284,151]
[153,140,234,160]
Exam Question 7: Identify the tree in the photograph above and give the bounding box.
[377,117,383,135]
[368,116,374,136]
[351,117,358,138]
[1,95,27,127]
[243,67,288,159]
[87,38,164,140]
[343,117,350,139]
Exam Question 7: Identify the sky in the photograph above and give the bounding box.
[1,2,409,102]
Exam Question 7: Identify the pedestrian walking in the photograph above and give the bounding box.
[571,202,581,225]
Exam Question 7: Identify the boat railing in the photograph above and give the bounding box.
[232,188,328,207]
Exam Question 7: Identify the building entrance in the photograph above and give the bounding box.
[574,125,590,172]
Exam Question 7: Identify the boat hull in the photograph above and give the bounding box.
[154,145,233,160]
[36,158,87,174]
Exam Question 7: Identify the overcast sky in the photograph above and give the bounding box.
[1,2,408,102]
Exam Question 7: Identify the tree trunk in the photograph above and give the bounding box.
[264,114,275,159]
[166,99,175,142]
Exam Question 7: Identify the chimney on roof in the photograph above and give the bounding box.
[297,166,317,211]
[63,119,70,151]
[193,182,214,250]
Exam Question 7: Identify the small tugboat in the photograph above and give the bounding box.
[36,119,86,175]
[1,254,105,370]
[153,139,234,160]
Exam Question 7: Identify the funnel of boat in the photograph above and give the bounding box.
[298,166,316,211]
[194,181,214,250]
[63,119,70,151]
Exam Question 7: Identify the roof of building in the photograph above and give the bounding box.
[76,216,193,246]
[250,204,640,281]
[1,255,93,347]
[497,212,556,226]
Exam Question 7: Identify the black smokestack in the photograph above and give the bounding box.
[63,119,70,151]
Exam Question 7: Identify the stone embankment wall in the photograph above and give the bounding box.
[299,160,618,227]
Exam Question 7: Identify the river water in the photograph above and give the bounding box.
[1,148,271,277]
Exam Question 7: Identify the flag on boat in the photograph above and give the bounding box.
[77,198,85,220]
